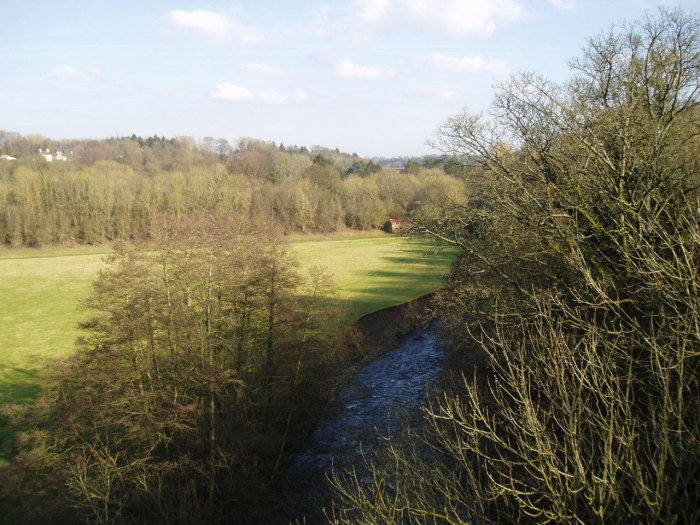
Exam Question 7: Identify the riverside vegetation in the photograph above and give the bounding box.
[332,8,700,525]
[0,234,455,467]
[1,7,698,525]
[0,135,462,522]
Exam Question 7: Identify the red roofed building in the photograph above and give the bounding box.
[385,218,407,233]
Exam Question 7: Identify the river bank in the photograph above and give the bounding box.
[281,294,448,523]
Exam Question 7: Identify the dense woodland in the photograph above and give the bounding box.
[0,135,464,246]
[1,7,698,525]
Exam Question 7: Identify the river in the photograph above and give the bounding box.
[283,325,448,523]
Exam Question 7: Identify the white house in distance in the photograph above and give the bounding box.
[38,148,70,162]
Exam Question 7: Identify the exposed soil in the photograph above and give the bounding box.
[345,293,435,365]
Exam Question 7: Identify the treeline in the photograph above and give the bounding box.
[1,216,344,524]
[0,136,464,247]
[332,8,700,524]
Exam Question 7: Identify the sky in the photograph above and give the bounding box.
[1,0,696,157]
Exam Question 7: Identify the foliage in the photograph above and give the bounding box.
[332,8,700,524]
[344,159,382,178]
[1,216,344,524]
[0,235,455,468]
[0,135,461,245]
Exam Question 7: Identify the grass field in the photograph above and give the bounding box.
[292,236,454,319]
[0,234,454,463]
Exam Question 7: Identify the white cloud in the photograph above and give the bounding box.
[211,83,308,104]
[47,65,100,80]
[258,89,309,104]
[164,9,264,43]
[406,86,459,100]
[246,63,282,76]
[348,0,527,39]
[423,53,511,75]
[354,0,392,25]
[166,9,230,39]
[211,83,255,102]
[48,65,84,80]
[548,0,576,10]
[335,59,396,79]
[310,5,335,38]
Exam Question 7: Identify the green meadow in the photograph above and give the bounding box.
[291,235,454,320]
[0,235,454,463]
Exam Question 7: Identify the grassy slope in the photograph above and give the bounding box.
[0,250,110,402]
[0,235,454,463]
[292,236,454,319]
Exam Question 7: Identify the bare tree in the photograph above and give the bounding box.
[333,8,700,524]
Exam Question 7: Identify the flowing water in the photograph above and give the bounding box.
[283,326,447,522]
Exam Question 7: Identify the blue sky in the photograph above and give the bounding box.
[1,0,695,156]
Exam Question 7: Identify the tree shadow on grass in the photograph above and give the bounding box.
[0,366,43,404]
[340,248,453,319]
[381,252,455,267]
[341,282,444,321]
[0,364,46,464]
